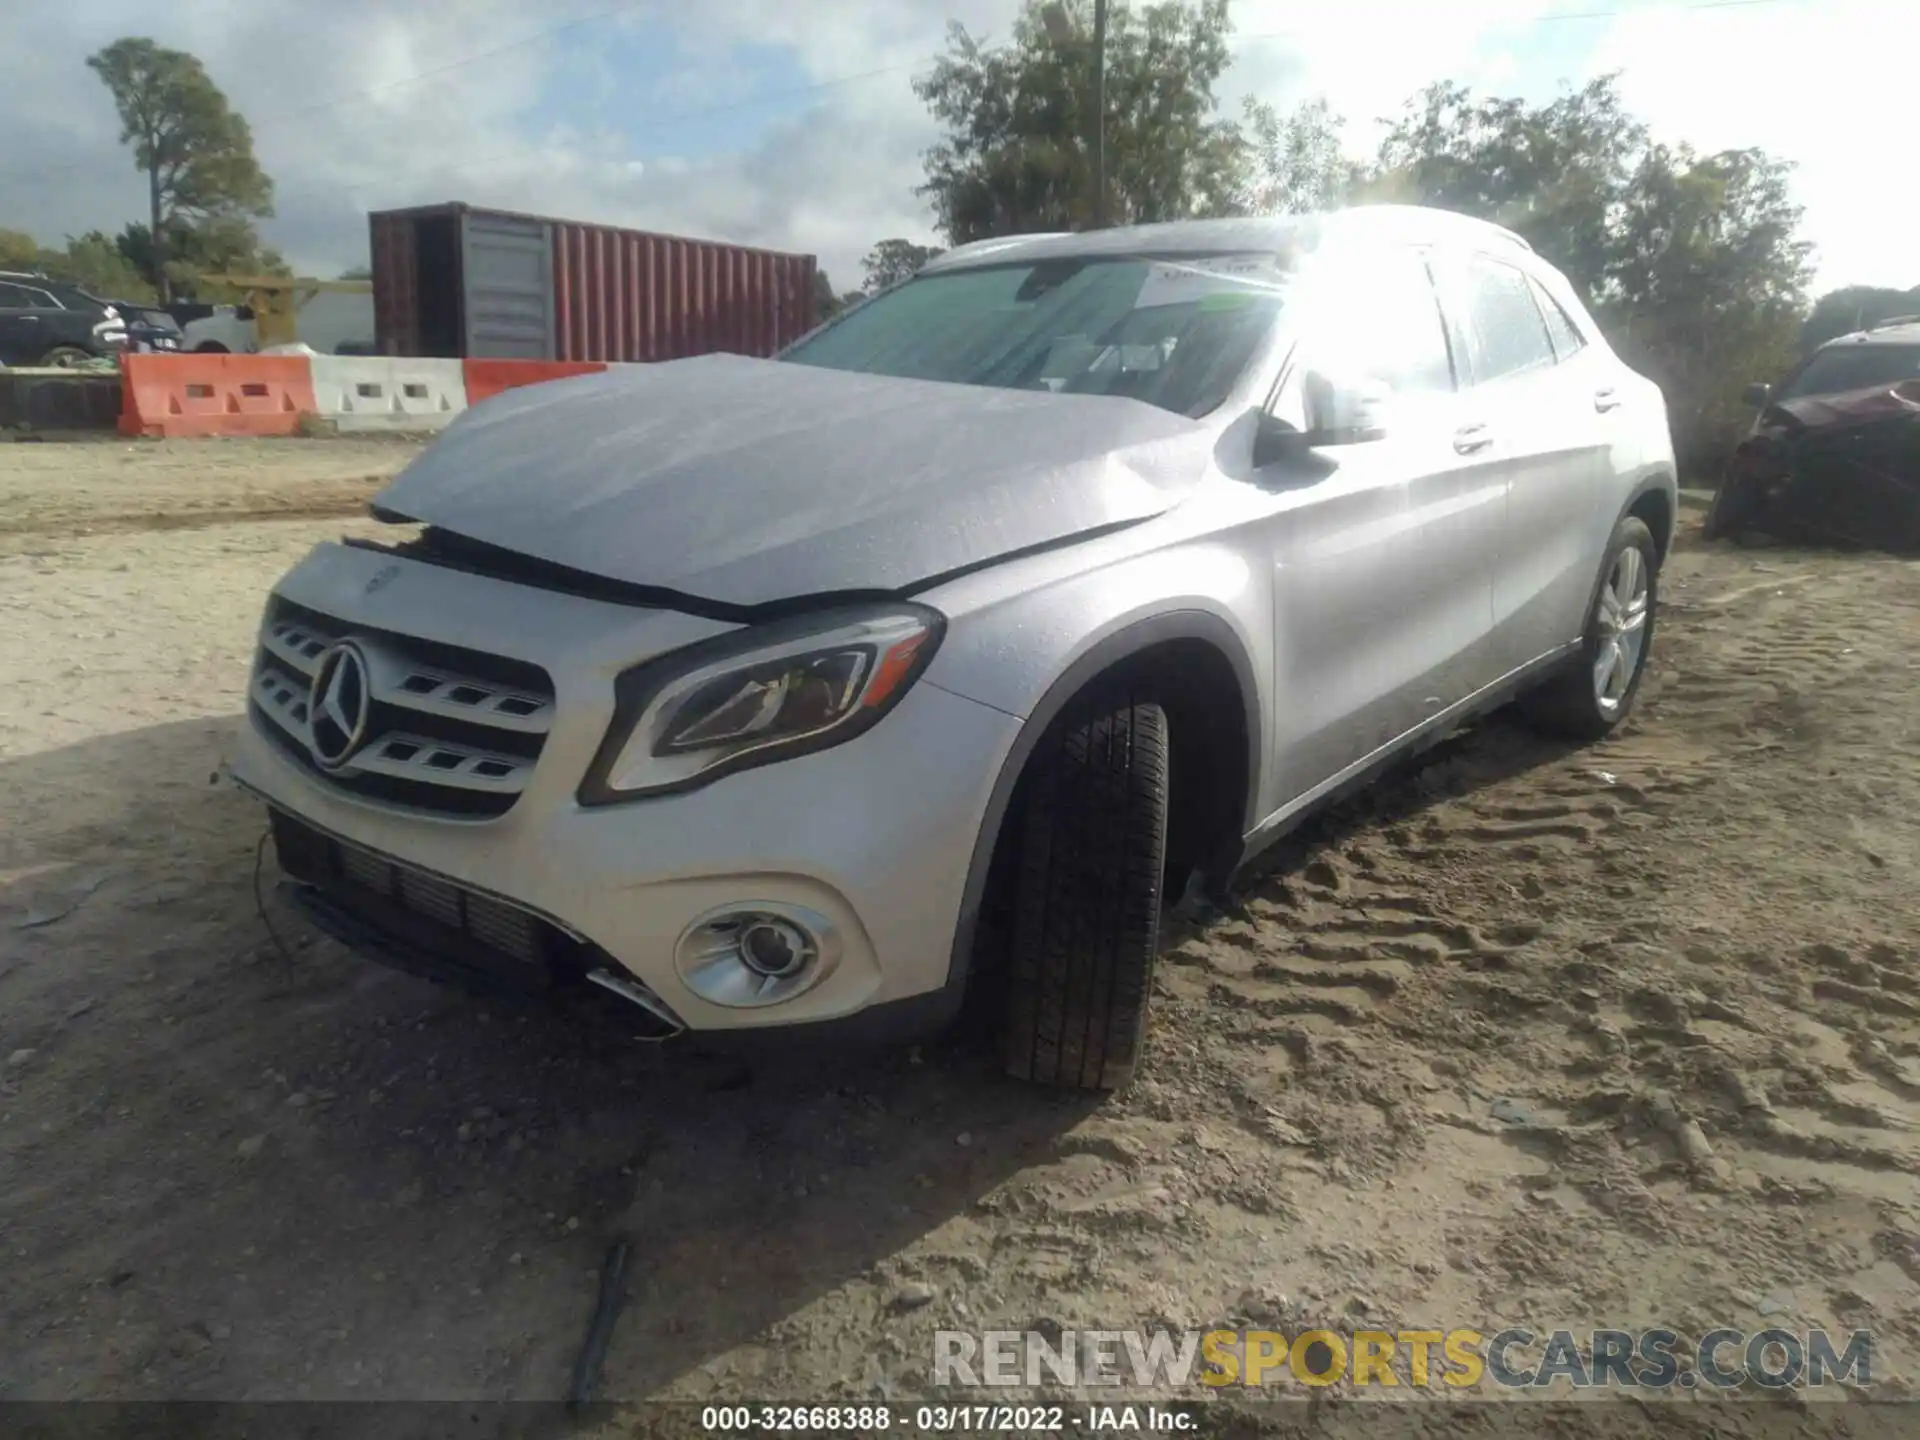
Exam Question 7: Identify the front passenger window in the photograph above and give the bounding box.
[1306,252,1455,396]
[1462,257,1556,382]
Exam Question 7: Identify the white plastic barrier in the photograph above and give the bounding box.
[308,356,467,432]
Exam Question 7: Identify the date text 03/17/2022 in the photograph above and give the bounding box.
[697,1403,1194,1432]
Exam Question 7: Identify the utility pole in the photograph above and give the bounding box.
[1042,1,1111,230]
[1092,0,1108,228]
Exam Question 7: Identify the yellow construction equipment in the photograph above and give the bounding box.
[202,275,373,350]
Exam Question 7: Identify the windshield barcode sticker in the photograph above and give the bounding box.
[1134,254,1285,310]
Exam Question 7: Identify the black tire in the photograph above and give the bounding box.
[999,693,1169,1091]
[36,344,92,368]
[1703,472,1759,541]
[194,341,230,354]
[1520,515,1659,741]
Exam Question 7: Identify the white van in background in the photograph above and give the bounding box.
[181,291,376,356]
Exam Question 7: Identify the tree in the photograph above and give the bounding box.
[0,229,39,271]
[0,227,155,299]
[113,216,288,300]
[1238,97,1363,216]
[813,270,845,323]
[915,0,1246,243]
[52,232,155,300]
[1371,75,1650,304]
[1800,284,1920,353]
[1604,144,1811,471]
[811,270,863,324]
[337,264,373,281]
[86,37,273,301]
[860,239,944,293]
[1366,74,1813,475]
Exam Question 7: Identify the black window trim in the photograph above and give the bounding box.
[1526,273,1588,363]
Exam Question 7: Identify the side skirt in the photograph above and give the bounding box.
[1227,642,1581,881]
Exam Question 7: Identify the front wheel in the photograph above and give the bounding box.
[1520,515,1658,741]
[36,345,93,368]
[999,693,1169,1092]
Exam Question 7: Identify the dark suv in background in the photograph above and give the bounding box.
[0,273,129,367]
[1743,317,1920,418]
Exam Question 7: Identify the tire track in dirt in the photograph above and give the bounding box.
[1097,543,1920,1375]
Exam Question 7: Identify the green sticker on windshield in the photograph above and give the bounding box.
[1197,291,1257,312]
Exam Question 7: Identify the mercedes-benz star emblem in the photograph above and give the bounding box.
[307,642,372,770]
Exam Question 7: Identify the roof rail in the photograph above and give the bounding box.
[1488,222,1534,252]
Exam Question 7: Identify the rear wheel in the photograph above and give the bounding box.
[1521,515,1658,740]
[36,344,92,368]
[998,693,1169,1092]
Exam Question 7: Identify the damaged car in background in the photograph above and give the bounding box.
[1707,317,1920,551]
[231,204,1676,1092]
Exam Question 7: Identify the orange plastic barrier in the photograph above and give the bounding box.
[118,354,318,439]
[463,359,607,407]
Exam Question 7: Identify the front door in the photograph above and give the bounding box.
[0,282,41,366]
[1258,246,1504,811]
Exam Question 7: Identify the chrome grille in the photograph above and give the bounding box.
[250,597,555,819]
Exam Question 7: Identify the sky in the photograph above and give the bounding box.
[0,0,1909,296]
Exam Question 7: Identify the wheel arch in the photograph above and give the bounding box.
[942,609,1262,1007]
[1620,471,1677,563]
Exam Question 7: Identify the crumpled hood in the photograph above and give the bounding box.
[372,353,1214,608]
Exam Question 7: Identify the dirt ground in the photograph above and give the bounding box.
[2,438,1916,1417]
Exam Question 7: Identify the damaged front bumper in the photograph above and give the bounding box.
[231,539,1021,1038]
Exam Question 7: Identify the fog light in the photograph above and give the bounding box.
[739,919,807,978]
[675,903,842,1008]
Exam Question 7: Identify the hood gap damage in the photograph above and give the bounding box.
[347,509,1157,621]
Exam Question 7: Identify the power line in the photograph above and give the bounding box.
[253,0,657,134]
[269,0,1822,210]
[5,0,1831,200]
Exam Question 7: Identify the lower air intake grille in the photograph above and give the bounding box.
[271,809,559,983]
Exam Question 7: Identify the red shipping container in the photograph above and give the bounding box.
[370,203,817,363]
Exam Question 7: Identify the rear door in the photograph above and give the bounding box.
[1443,252,1609,675]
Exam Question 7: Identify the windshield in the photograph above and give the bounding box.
[1777,343,1920,401]
[781,253,1290,417]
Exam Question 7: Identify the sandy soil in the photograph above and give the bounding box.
[1,439,1916,1417]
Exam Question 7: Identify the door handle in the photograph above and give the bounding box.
[1593,387,1623,412]
[1453,424,1494,455]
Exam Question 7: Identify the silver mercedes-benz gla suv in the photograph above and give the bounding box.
[234,205,1676,1090]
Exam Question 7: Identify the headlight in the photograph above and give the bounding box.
[578,604,944,803]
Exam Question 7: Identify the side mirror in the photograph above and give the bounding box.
[1252,412,1307,469]
[1303,369,1393,445]
[1743,381,1772,409]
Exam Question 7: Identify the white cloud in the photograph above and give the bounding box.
[1223,0,1557,139]
[1586,0,1916,291]
[2,0,1906,307]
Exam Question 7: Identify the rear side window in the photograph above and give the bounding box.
[1462,256,1556,383]
[1529,277,1586,361]
[0,283,29,308]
